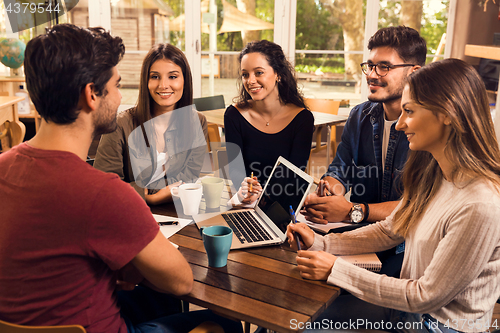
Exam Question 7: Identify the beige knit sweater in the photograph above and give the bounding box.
[309,179,500,332]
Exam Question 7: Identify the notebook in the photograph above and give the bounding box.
[296,212,353,234]
[195,156,314,249]
[340,253,382,272]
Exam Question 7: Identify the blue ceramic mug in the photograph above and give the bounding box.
[200,226,233,267]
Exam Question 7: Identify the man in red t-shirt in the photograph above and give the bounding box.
[0,24,241,333]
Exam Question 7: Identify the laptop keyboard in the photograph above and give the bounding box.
[222,211,273,244]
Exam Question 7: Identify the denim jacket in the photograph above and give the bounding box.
[324,101,409,204]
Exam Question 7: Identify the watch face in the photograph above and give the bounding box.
[351,210,363,223]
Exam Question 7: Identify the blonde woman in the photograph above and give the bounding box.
[287,58,500,332]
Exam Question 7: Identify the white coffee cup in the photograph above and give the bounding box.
[201,177,224,209]
[171,183,203,216]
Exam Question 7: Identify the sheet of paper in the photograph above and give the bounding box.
[153,214,192,239]
[296,212,352,234]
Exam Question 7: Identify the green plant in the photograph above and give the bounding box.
[294,64,345,74]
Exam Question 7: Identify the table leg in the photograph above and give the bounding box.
[181,300,190,313]
[326,125,331,169]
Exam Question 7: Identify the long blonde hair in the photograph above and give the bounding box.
[393,58,500,237]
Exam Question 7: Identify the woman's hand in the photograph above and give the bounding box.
[296,250,337,281]
[286,222,315,250]
[237,176,262,204]
[144,187,172,205]
[144,181,183,205]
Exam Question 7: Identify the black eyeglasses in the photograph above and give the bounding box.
[360,62,416,77]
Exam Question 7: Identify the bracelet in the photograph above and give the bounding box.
[361,202,369,223]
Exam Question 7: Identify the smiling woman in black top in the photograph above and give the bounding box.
[224,40,315,204]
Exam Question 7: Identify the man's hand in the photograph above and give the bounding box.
[302,193,352,224]
[117,262,144,291]
[296,250,337,281]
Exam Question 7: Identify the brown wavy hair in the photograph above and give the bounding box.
[233,40,306,110]
[393,58,500,237]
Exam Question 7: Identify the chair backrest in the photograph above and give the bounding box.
[206,123,221,152]
[213,146,228,179]
[304,98,342,175]
[0,319,86,333]
[304,98,340,115]
[0,121,26,152]
[194,95,225,111]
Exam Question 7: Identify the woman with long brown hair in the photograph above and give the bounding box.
[287,58,500,332]
[94,44,207,205]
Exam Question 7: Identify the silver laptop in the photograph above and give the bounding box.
[195,156,314,249]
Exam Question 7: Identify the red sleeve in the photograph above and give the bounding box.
[87,178,159,270]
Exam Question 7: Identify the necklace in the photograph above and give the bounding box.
[260,108,283,126]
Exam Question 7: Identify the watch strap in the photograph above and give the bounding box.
[361,202,369,223]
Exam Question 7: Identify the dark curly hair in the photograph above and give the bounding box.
[234,40,306,109]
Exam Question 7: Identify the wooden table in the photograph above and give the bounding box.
[0,96,26,150]
[0,76,25,97]
[151,203,341,333]
[202,108,348,169]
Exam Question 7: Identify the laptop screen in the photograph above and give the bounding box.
[257,160,310,234]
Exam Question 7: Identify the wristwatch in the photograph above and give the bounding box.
[349,203,364,223]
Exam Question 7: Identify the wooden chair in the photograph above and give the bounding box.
[196,95,225,153]
[0,319,224,333]
[206,123,222,152]
[194,95,225,111]
[213,146,228,179]
[305,98,341,156]
[0,91,27,152]
[189,321,225,333]
[0,319,86,333]
[304,98,341,175]
[205,122,228,177]
[0,120,26,152]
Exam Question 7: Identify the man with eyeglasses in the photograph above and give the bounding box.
[303,26,427,278]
